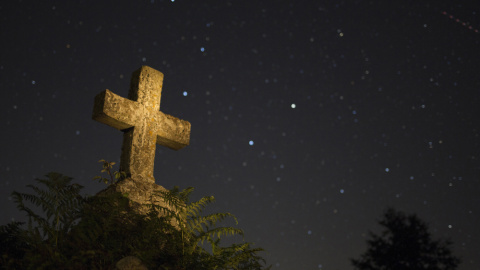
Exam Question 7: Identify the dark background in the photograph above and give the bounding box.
[1,1,479,269]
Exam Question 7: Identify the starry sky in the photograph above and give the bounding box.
[1,1,480,269]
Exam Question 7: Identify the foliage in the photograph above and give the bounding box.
[150,186,269,269]
[93,159,126,185]
[1,163,269,269]
[8,172,85,268]
[0,221,27,269]
[351,208,461,270]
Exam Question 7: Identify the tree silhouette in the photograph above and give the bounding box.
[351,208,460,270]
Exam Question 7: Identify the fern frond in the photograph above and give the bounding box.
[11,173,85,244]
[178,186,194,202]
[202,212,237,227]
[186,195,215,218]
[195,226,244,246]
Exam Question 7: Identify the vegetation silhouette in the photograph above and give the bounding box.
[351,208,460,270]
[0,162,270,269]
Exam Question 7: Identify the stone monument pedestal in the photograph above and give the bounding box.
[97,178,172,216]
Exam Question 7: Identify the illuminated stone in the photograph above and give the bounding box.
[92,66,191,184]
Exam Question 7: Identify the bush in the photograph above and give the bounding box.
[1,167,269,270]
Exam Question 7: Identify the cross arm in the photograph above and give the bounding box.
[155,111,191,150]
[92,89,140,130]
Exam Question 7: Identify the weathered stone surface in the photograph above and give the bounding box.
[99,178,168,212]
[116,256,148,270]
[92,66,191,183]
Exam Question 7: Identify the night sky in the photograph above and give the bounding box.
[1,1,480,269]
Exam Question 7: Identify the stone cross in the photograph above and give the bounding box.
[92,66,191,183]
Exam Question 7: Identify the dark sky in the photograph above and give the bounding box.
[1,1,480,269]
